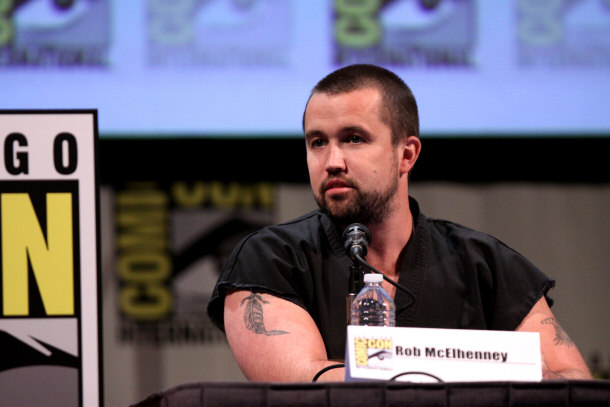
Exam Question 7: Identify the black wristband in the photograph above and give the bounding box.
[312,363,345,382]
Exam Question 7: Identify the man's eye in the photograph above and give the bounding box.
[348,135,363,143]
[311,139,326,148]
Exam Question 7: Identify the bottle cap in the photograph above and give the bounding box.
[363,273,383,283]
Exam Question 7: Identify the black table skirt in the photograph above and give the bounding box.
[131,380,610,407]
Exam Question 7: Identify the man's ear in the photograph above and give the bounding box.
[399,136,421,176]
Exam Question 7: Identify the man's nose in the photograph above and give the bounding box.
[325,144,346,173]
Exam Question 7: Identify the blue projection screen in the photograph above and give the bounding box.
[2,0,609,137]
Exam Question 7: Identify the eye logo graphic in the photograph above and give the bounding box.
[517,0,610,66]
[116,180,275,345]
[0,0,110,66]
[333,0,476,66]
[0,324,80,407]
[147,0,291,66]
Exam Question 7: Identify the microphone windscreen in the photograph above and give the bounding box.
[342,223,371,259]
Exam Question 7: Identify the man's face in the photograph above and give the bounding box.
[303,88,402,225]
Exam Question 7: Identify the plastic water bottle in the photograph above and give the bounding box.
[350,273,395,326]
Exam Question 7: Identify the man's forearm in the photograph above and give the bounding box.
[543,366,592,380]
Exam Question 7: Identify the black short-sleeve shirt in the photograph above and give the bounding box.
[207,198,554,360]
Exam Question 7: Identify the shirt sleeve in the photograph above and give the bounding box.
[206,228,312,332]
[423,218,556,332]
[483,237,556,330]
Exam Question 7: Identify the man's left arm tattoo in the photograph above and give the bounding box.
[541,317,575,347]
[240,293,289,336]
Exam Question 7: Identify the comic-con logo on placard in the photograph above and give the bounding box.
[354,336,394,370]
[0,0,110,67]
[147,0,291,66]
[517,0,610,66]
[333,0,476,66]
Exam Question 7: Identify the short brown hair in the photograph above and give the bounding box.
[303,64,419,145]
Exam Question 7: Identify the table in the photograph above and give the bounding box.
[131,380,610,407]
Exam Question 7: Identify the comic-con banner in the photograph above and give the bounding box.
[147,0,290,66]
[115,180,275,345]
[333,0,477,66]
[0,0,110,67]
[517,0,610,66]
[0,111,101,407]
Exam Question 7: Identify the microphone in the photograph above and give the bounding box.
[343,223,371,324]
[342,222,416,318]
[342,223,372,261]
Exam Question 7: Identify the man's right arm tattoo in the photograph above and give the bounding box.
[240,293,289,336]
[541,317,575,347]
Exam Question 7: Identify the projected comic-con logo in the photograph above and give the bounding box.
[147,0,290,66]
[517,0,610,66]
[0,111,101,407]
[116,181,274,345]
[0,0,110,66]
[333,0,476,66]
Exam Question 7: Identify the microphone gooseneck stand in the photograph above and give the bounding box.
[346,262,365,325]
[343,223,416,324]
[343,223,371,325]
[312,223,418,383]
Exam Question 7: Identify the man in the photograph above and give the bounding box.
[207,64,591,382]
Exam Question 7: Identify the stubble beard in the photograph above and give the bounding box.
[315,165,400,226]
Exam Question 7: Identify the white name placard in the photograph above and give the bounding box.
[345,326,541,383]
